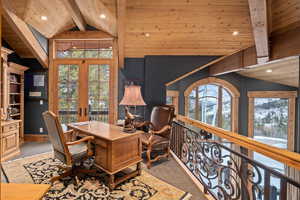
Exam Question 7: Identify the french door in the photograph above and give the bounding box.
[53,59,113,127]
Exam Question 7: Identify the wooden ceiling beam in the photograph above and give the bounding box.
[248,0,270,64]
[61,0,86,31]
[2,1,48,68]
[117,0,126,68]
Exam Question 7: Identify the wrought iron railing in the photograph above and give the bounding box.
[170,120,300,200]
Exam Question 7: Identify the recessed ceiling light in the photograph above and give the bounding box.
[266,69,273,73]
[41,16,48,21]
[145,33,150,37]
[100,14,106,19]
[232,31,239,36]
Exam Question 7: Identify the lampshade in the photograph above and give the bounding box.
[120,85,146,106]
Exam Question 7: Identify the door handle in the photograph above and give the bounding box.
[79,108,82,116]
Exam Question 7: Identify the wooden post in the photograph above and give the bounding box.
[297,57,300,153]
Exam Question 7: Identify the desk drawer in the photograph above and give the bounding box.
[2,123,19,133]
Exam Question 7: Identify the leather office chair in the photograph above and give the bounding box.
[138,105,175,168]
[42,111,95,183]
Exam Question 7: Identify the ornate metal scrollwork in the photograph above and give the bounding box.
[176,122,258,200]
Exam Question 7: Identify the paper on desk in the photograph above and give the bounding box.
[72,122,89,126]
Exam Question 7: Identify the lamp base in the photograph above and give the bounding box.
[123,127,136,133]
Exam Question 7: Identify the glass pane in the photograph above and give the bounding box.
[199,97,218,126]
[58,65,68,81]
[89,64,98,81]
[253,98,289,148]
[188,89,196,119]
[57,64,79,126]
[252,97,289,198]
[99,49,113,58]
[71,49,84,58]
[88,64,110,122]
[222,88,231,131]
[85,50,99,58]
[205,84,218,98]
[166,96,173,105]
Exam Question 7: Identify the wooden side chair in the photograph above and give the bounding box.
[138,105,175,168]
[42,111,95,183]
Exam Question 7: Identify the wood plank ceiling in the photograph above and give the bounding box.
[2,0,300,59]
[125,0,254,57]
[271,0,300,33]
[238,57,299,87]
[6,0,75,38]
[2,18,33,58]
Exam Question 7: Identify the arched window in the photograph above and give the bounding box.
[184,77,240,132]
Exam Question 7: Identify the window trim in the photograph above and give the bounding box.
[248,91,297,151]
[166,90,179,115]
[184,77,240,132]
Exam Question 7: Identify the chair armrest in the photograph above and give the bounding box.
[150,125,171,135]
[64,129,74,135]
[135,121,154,129]
[66,136,94,146]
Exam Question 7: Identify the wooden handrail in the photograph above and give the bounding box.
[176,115,300,171]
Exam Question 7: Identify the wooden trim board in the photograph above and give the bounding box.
[24,134,49,142]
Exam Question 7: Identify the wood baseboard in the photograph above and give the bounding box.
[24,134,49,142]
[1,149,20,162]
[170,151,214,200]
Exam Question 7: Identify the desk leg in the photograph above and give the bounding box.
[109,174,115,190]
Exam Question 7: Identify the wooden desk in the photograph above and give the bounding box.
[0,183,50,200]
[68,121,143,189]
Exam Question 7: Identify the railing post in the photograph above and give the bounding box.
[264,171,270,200]
[280,179,287,200]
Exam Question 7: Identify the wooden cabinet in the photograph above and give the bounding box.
[1,121,21,161]
[1,47,28,161]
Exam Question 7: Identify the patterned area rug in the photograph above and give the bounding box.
[2,153,192,200]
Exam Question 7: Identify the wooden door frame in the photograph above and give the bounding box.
[49,58,116,124]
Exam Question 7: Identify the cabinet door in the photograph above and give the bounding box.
[2,131,19,155]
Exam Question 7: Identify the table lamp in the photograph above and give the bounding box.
[119,83,146,132]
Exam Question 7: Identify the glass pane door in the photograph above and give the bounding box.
[88,64,110,122]
[57,64,80,127]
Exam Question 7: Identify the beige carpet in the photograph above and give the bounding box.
[2,152,192,200]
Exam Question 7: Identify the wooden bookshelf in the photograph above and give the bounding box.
[1,48,28,161]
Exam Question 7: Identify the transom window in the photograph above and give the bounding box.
[184,77,240,132]
[55,40,113,59]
